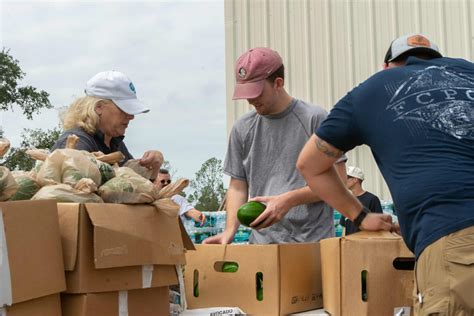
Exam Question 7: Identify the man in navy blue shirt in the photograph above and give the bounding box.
[297,34,474,315]
[339,166,383,235]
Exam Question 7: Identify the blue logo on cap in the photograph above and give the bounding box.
[129,82,136,94]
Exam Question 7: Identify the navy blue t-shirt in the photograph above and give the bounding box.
[52,127,133,165]
[317,57,474,257]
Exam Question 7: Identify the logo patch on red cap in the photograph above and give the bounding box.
[238,67,247,79]
[407,35,430,48]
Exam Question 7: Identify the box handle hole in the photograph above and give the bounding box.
[256,272,263,301]
[361,270,368,302]
[393,257,415,270]
[193,269,199,297]
[214,261,239,272]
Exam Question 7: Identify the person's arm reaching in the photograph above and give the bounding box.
[249,159,346,230]
[297,135,393,232]
[185,208,206,226]
[249,186,319,229]
[202,177,248,244]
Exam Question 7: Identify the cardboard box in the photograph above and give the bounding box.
[321,231,415,316]
[0,294,62,316]
[58,203,193,293]
[61,286,169,316]
[0,200,66,306]
[185,243,322,315]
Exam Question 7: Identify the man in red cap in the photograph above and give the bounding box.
[204,47,346,244]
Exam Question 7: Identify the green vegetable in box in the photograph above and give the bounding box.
[256,272,263,301]
[221,262,238,273]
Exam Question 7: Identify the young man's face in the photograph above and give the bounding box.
[246,80,280,115]
[155,172,171,190]
[346,176,357,189]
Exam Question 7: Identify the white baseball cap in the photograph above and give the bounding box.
[347,166,365,181]
[384,34,442,63]
[85,70,149,115]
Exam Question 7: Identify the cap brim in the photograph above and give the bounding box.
[389,47,442,62]
[232,80,265,100]
[113,98,150,115]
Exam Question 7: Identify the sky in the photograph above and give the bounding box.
[0,0,227,186]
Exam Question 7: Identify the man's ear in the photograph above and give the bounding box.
[274,77,284,89]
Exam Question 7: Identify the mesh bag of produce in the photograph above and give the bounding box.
[36,148,102,190]
[98,167,159,204]
[10,171,40,201]
[0,167,19,201]
[32,183,103,203]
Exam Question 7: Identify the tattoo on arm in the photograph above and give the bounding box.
[316,138,343,158]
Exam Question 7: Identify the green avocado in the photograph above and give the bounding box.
[221,262,239,273]
[237,201,266,227]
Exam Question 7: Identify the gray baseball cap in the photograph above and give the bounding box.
[384,34,442,63]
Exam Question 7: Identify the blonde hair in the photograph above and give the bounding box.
[61,96,106,134]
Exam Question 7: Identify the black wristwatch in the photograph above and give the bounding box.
[352,207,369,228]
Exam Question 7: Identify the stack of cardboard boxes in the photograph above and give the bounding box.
[1,199,194,316]
[58,203,193,315]
[0,199,416,315]
[184,232,415,315]
[0,200,66,316]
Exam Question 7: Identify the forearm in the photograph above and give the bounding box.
[297,136,393,232]
[280,186,321,209]
[297,135,362,220]
[225,180,248,234]
[305,167,363,221]
[281,160,347,209]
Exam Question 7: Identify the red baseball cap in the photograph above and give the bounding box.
[232,47,283,100]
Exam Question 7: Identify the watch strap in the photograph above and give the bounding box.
[352,207,369,228]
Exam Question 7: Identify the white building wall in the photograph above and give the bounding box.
[225,0,474,200]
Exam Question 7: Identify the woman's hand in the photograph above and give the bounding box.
[139,150,164,178]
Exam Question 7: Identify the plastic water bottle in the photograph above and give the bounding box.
[381,200,394,214]
[215,211,226,233]
[335,224,344,237]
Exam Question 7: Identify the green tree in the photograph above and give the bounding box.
[188,157,227,211]
[0,49,60,170]
[2,127,62,171]
[0,49,52,119]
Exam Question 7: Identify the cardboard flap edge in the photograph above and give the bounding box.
[57,203,81,271]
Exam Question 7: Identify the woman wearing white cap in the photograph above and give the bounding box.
[52,70,163,180]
